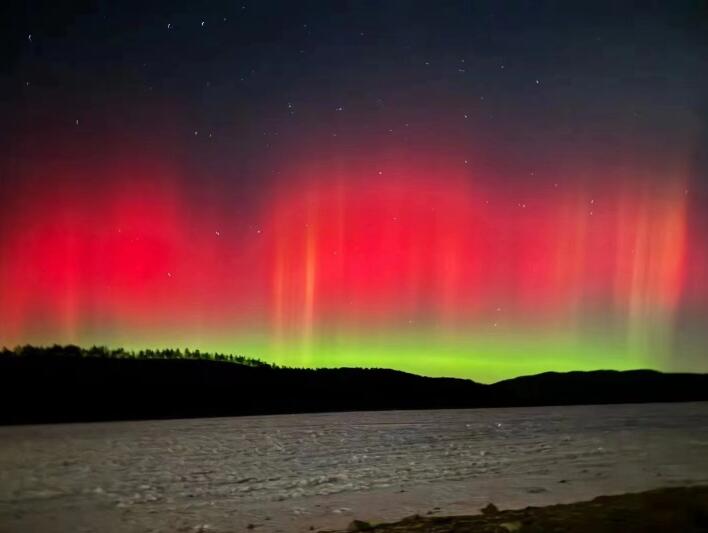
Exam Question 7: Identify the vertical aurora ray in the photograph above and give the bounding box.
[0,150,704,382]
[254,161,696,379]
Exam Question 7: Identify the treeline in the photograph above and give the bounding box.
[2,344,270,368]
[2,345,708,425]
[0,345,485,424]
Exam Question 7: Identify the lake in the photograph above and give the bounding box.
[1,402,708,532]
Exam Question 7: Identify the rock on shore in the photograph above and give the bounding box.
[329,485,708,532]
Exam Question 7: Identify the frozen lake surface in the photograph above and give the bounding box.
[2,402,708,532]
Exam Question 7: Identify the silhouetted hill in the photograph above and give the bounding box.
[489,369,708,406]
[1,346,707,424]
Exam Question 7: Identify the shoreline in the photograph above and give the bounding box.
[3,404,707,532]
[323,486,708,532]
[3,349,708,425]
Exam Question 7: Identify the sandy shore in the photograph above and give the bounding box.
[324,486,708,532]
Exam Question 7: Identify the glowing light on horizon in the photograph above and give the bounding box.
[0,153,701,381]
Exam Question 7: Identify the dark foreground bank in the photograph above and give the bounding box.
[329,486,708,533]
[2,346,708,424]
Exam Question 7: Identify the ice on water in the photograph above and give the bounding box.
[1,402,708,532]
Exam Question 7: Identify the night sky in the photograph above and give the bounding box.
[1,1,707,381]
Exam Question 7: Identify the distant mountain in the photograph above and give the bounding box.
[490,370,708,406]
[1,346,707,424]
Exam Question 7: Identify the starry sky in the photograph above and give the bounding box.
[1,1,707,381]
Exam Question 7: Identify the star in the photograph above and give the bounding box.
[28,34,32,42]
[167,23,172,29]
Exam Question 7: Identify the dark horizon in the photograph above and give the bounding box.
[2,344,707,425]
[4,342,708,384]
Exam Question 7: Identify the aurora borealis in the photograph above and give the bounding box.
[1,1,707,381]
